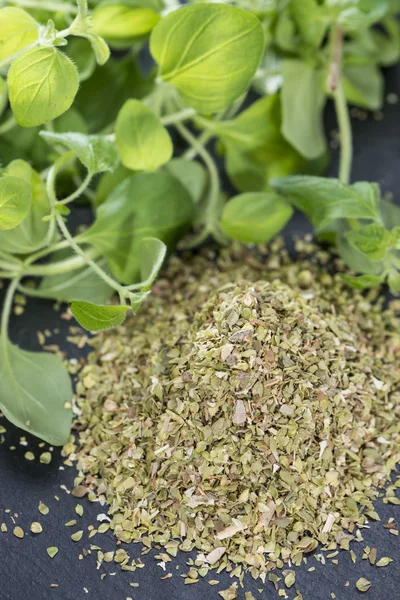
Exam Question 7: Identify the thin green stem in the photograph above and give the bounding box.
[0,260,17,272]
[161,108,197,126]
[7,0,77,13]
[56,213,121,292]
[0,116,17,136]
[43,152,75,247]
[183,130,214,160]
[1,277,19,341]
[77,0,88,18]
[25,248,99,277]
[59,171,93,205]
[328,25,353,185]
[0,251,21,265]
[174,120,222,241]
[24,239,70,267]
[44,153,124,295]
[0,271,16,279]
[333,83,353,185]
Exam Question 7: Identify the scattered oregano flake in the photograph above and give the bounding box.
[71,531,84,542]
[13,526,24,539]
[47,547,59,559]
[356,578,371,592]
[38,502,49,515]
[30,522,43,534]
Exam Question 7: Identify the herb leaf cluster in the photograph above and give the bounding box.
[0,0,399,444]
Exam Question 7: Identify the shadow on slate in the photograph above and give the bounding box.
[0,65,400,600]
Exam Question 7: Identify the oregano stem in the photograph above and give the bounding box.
[55,213,122,293]
[174,120,222,241]
[161,108,197,126]
[328,25,353,185]
[333,83,353,185]
[1,277,20,341]
[183,130,214,160]
[25,248,99,277]
[58,171,93,205]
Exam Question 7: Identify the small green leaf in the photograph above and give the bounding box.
[40,131,119,174]
[220,192,293,244]
[0,339,73,445]
[341,274,384,289]
[138,237,166,289]
[83,33,110,66]
[0,175,31,231]
[272,176,380,230]
[70,301,130,332]
[150,4,264,114]
[115,99,172,171]
[0,7,39,62]
[8,47,79,127]
[347,224,392,261]
[337,228,384,276]
[281,59,327,160]
[92,2,160,45]
[0,160,50,253]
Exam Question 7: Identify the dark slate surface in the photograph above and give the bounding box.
[1,65,400,600]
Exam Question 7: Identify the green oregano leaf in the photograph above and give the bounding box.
[0,160,50,252]
[341,273,384,289]
[150,3,265,114]
[0,339,73,445]
[8,47,79,127]
[347,223,392,261]
[281,59,327,160]
[272,176,381,230]
[0,7,39,62]
[70,301,130,332]
[40,131,119,174]
[0,175,32,231]
[92,2,160,45]
[220,192,293,244]
[82,33,110,66]
[115,99,173,171]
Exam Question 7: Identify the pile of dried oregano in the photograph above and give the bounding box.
[68,240,400,586]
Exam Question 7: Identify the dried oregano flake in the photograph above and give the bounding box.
[70,242,400,582]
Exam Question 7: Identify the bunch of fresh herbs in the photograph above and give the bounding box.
[0,0,399,444]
